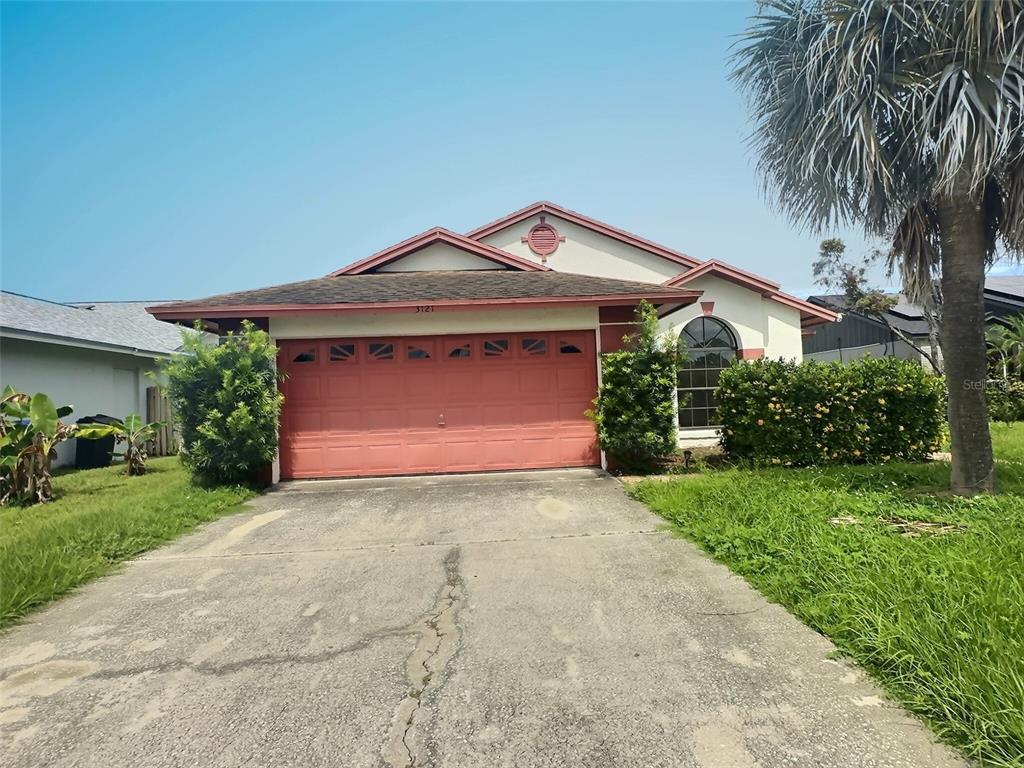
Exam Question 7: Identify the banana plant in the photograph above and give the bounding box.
[0,386,76,505]
[78,413,164,476]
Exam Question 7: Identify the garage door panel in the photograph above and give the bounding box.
[404,442,443,472]
[404,407,443,430]
[322,446,364,474]
[363,372,404,399]
[325,375,360,400]
[363,407,407,431]
[520,402,559,425]
[555,366,594,394]
[519,368,557,393]
[481,404,520,427]
[323,409,362,433]
[287,410,324,435]
[363,443,407,471]
[279,330,599,478]
[285,378,322,403]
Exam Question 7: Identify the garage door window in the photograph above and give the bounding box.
[446,341,472,359]
[483,338,509,357]
[368,342,395,361]
[292,347,317,363]
[521,337,547,356]
[329,344,355,362]
[406,342,433,360]
[559,341,583,354]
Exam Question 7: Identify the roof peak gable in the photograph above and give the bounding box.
[327,227,548,276]
[465,201,702,270]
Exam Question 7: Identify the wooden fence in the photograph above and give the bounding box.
[145,387,178,456]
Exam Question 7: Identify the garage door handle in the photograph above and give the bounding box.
[437,413,446,426]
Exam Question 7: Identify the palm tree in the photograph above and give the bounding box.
[732,0,1024,494]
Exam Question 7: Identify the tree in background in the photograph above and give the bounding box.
[732,0,1024,494]
[813,238,942,373]
[161,321,283,485]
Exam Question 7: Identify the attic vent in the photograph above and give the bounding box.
[522,216,564,261]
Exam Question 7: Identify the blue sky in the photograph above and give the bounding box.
[3,1,1013,303]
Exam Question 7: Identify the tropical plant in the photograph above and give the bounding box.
[0,387,76,505]
[987,313,1024,380]
[160,320,283,485]
[587,301,684,473]
[78,413,164,476]
[732,1,1024,494]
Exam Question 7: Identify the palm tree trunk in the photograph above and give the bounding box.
[936,186,996,495]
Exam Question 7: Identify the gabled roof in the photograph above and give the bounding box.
[466,201,702,270]
[663,260,780,295]
[148,271,701,320]
[664,261,836,328]
[1,291,193,356]
[327,227,547,276]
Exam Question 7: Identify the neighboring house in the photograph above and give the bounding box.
[150,201,837,480]
[804,276,1024,370]
[0,292,191,466]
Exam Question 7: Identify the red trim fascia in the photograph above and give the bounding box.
[326,227,548,276]
[147,290,702,320]
[466,201,702,270]
[771,291,840,326]
[663,260,780,295]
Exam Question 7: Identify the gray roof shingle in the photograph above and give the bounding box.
[1,292,191,355]
[150,270,695,311]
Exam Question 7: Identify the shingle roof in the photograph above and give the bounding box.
[806,294,933,336]
[150,271,698,314]
[1,292,192,355]
[987,276,1024,303]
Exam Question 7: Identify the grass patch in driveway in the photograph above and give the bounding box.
[1,457,255,628]
[630,444,1024,767]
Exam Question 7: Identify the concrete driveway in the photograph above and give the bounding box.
[1,470,962,768]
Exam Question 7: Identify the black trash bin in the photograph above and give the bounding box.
[75,414,119,470]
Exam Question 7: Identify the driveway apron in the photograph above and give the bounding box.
[0,471,964,767]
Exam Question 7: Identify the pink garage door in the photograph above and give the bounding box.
[278,330,600,479]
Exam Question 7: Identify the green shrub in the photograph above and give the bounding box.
[161,321,283,484]
[717,357,945,466]
[588,301,683,472]
[987,379,1024,424]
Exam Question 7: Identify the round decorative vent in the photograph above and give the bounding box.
[522,216,564,261]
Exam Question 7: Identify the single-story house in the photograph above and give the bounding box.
[804,276,1024,370]
[0,292,191,466]
[150,201,837,480]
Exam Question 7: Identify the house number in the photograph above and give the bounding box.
[415,305,434,313]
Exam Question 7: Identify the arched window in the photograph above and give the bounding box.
[678,317,737,428]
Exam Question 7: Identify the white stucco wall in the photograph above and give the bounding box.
[376,243,505,272]
[479,215,684,284]
[658,274,804,360]
[270,306,599,339]
[0,337,162,466]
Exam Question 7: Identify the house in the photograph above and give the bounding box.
[0,292,191,466]
[149,201,837,480]
[804,276,1024,370]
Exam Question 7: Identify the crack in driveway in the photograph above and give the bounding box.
[382,547,464,768]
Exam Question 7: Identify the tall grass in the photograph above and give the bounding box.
[632,441,1024,767]
[0,457,255,627]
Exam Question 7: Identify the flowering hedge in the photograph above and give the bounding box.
[716,357,945,466]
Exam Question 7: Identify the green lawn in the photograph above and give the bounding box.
[632,427,1024,767]
[0,457,255,628]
